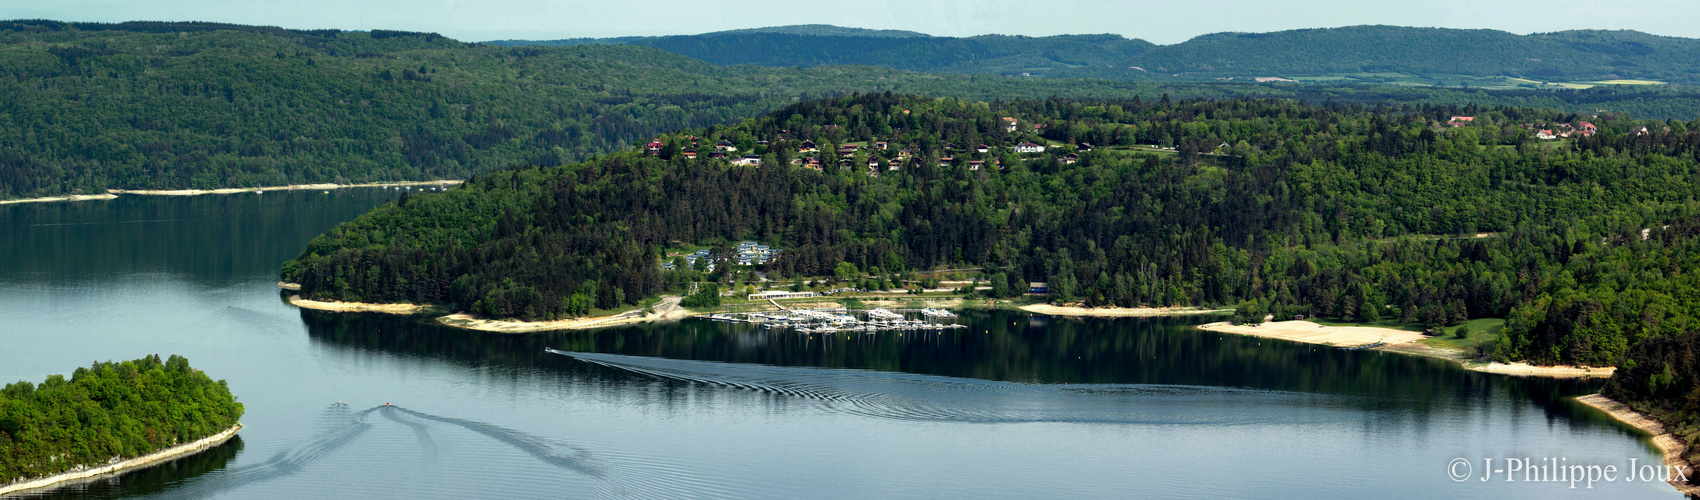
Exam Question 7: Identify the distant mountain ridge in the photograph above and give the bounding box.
[701,24,930,38]
[491,24,1700,84]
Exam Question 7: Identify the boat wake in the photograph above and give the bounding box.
[148,406,379,497]
[146,404,644,498]
[548,350,1346,425]
[383,406,605,479]
[376,406,438,460]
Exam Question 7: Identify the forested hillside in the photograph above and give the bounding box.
[9,20,1700,201]
[285,93,1700,458]
[1118,27,1700,83]
[500,25,1700,84]
[0,355,243,484]
[284,93,1700,337]
[627,33,1155,76]
[0,20,1164,200]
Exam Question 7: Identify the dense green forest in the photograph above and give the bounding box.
[0,355,243,484]
[12,20,1700,200]
[498,24,1700,83]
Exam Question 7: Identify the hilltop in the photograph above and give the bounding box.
[700,24,931,38]
[496,24,1700,85]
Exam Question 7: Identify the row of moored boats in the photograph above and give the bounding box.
[705,307,963,333]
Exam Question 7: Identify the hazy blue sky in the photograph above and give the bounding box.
[4,0,1694,44]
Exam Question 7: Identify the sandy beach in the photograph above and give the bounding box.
[0,424,241,496]
[0,193,118,205]
[1021,304,1231,317]
[1199,320,1426,346]
[109,180,461,196]
[2,180,463,205]
[288,295,434,315]
[1468,361,1614,378]
[1198,320,1615,378]
[436,296,689,333]
[1576,394,1699,495]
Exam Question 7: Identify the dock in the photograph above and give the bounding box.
[705,308,967,333]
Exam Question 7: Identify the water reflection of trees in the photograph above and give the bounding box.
[26,437,243,500]
[302,308,1605,417]
[0,191,394,285]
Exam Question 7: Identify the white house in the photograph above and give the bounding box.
[1014,141,1046,153]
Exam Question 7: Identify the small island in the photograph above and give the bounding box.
[0,355,244,495]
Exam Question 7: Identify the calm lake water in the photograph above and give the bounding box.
[0,190,1682,498]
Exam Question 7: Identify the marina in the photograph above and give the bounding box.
[705,307,968,333]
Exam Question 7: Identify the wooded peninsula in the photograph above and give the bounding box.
[282,94,1700,466]
[0,355,243,487]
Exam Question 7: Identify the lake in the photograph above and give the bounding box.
[0,190,1681,498]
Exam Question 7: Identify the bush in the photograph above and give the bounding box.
[680,284,721,308]
[1232,299,1267,325]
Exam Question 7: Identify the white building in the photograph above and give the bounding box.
[748,291,818,301]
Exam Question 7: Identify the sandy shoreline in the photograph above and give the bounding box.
[1576,394,1699,495]
[2,180,464,205]
[1466,361,1614,377]
[1017,304,1231,317]
[436,296,689,333]
[109,180,462,196]
[1199,320,1427,346]
[288,295,433,315]
[0,193,118,205]
[1197,320,1614,378]
[0,424,241,496]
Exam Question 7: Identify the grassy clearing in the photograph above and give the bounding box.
[1587,79,1665,85]
[1422,318,1504,358]
[1305,316,1504,360]
[1284,72,1621,90]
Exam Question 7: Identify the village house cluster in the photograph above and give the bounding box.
[661,241,781,271]
[645,116,1086,177]
[733,241,779,265]
[1448,116,1599,140]
[661,248,716,272]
